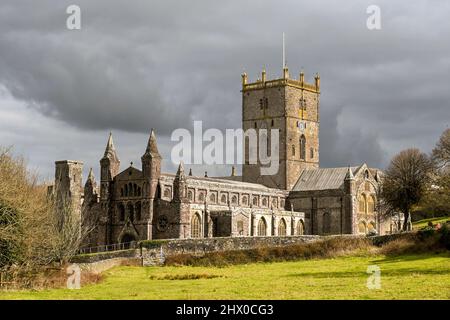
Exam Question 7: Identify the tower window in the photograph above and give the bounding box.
[254,122,257,129]
[259,99,263,109]
[300,135,306,160]
[271,119,274,127]
[292,145,295,156]
[310,147,314,159]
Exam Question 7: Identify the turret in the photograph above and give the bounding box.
[173,162,186,202]
[141,129,161,199]
[100,132,120,201]
[344,166,355,194]
[84,168,98,204]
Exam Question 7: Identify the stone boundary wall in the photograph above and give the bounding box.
[72,232,418,268]
[78,257,140,274]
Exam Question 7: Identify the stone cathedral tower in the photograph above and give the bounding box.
[242,66,321,190]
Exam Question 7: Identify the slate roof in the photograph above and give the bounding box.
[292,166,359,191]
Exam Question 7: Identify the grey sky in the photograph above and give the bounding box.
[0,0,449,181]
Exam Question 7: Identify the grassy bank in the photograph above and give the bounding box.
[1,251,449,300]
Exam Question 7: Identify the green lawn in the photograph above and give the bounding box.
[413,216,449,229]
[1,252,449,300]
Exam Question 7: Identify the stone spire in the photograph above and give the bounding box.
[143,128,161,159]
[345,165,354,180]
[176,161,185,178]
[87,167,95,183]
[103,132,119,160]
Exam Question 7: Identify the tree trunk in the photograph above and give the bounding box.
[403,210,410,231]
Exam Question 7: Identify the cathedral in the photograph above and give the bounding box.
[52,65,394,248]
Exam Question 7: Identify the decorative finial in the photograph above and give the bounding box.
[241,72,248,87]
[204,171,208,177]
[315,73,320,90]
[261,67,266,83]
[130,161,133,167]
[231,166,236,177]
[188,168,192,176]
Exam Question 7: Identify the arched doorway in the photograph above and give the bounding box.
[120,233,136,249]
[296,220,305,235]
[258,217,267,236]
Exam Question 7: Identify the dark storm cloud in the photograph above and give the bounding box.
[0,0,449,173]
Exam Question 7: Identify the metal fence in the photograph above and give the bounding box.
[78,241,138,254]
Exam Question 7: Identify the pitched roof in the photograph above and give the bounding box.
[292,166,359,191]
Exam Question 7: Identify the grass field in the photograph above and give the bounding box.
[1,252,449,300]
[413,217,449,230]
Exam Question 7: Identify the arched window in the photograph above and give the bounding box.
[253,197,258,206]
[323,212,331,234]
[118,203,125,221]
[278,218,287,236]
[124,184,128,197]
[242,196,248,206]
[231,195,237,205]
[272,198,277,208]
[262,198,267,207]
[209,193,216,203]
[292,145,295,156]
[221,194,227,204]
[127,203,134,222]
[135,202,141,221]
[258,218,267,236]
[198,192,205,202]
[137,187,141,197]
[358,195,366,213]
[300,135,306,160]
[129,183,133,197]
[120,188,124,197]
[358,221,367,234]
[188,190,193,201]
[367,196,375,213]
[310,147,314,159]
[237,220,244,235]
[296,220,305,235]
[368,221,376,232]
[133,184,137,196]
[191,213,201,238]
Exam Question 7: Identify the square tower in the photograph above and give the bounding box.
[242,67,320,190]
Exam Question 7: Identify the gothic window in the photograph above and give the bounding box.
[253,197,258,206]
[300,135,306,160]
[310,147,314,159]
[231,195,238,205]
[133,184,137,196]
[258,218,267,236]
[127,203,134,222]
[129,183,133,196]
[280,199,285,208]
[365,182,371,192]
[135,202,141,221]
[221,194,227,204]
[163,188,171,198]
[297,220,305,235]
[278,218,287,236]
[121,188,124,197]
[198,192,205,202]
[242,196,248,206]
[124,184,128,197]
[365,170,370,179]
[118,203,125,222]
[367,196,375,213]
[191,213,201,238]
[272,198,277,208]
[188,190,193,201]
[358,195,366,213]
[209,193,216,203]
[237,220,244,236]
[358,221,367,234]
[323,212,331,234]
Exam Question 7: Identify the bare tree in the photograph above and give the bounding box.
[380,148,434,231]
[432,128,450,169]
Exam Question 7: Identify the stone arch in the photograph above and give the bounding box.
[358,221,367,234]
[278,218,287,236]
[296,220,305,235]
[191,212,201,238]
[258,217,267,236]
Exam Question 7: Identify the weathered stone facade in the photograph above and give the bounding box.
[53,66,393,248]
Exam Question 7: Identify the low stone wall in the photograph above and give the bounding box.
[141,235,323,266]
[78,257,140,275]
[71,249,139,264]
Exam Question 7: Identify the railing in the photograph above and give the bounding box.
[78,241,139,254]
